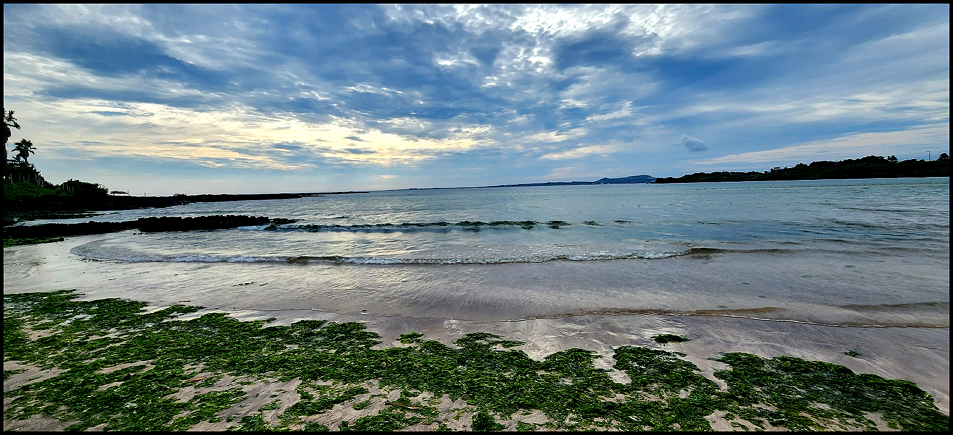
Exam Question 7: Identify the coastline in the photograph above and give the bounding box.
[4,237,949,431]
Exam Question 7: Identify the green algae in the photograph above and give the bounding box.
[281,386,369,419]
[230,413,279,432]
[515,420,536,431]
[712,352,946,431]
[3,290,949,431]
[3,236,65,247]
[347,407,425,431]
[472,410,506,431]
[4,368,27,380]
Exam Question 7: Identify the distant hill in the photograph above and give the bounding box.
[654,155,949,184]
[595,175,657,184]
[483,174,656,188]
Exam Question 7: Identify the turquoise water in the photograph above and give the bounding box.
[11,177,951,324]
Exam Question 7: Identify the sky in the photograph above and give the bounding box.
[3,4,949,195]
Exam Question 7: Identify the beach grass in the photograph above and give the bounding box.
[4,290,949,431]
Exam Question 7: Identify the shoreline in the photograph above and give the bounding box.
[4,235,949,430]
[4,292,949,431]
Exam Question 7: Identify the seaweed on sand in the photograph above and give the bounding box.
[4,290,949,431]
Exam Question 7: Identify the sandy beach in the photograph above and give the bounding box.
[4,234,949,431]
[6,300,948,431]
[200,306,950,416]
[5,2,949,430]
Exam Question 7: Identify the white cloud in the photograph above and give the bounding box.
[693,123,949,167]
[346,83,406,96]
[539,143,619,160]
[13,98,498,170]
[586,101,633,122]
[524,128,589,144]
[559,67,658,112]
[3,4,947,193]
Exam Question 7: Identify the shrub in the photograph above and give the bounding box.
[59,179,109,198]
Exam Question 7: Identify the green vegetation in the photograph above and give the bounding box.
[2,176,102,242]
[4,109,112,229]
[3,236,65,248]
[3,178,109,204]
[58,178,110,198]
[654,155,950,183]
[4,290,948,431]
[3,181,69,202]
[2,179,99,227]
[472,411,506,431]
[12,138,35,166]
[1,110,298,241]
[3,108,21,174]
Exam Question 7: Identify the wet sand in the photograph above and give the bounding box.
[4,236,949,429]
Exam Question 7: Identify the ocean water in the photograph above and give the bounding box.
[6,177,950,326]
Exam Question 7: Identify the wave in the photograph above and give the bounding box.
[512,302,950,328]
[271,220,581,232]
[70,246,745,265]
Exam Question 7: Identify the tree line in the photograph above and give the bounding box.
[654,154,950,184]
[4,108,108,197]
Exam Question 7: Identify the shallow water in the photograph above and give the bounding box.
[5,177,949,326]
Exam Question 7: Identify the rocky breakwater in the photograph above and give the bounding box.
[4,191,366,226]
[5,195,191,215]
[4,215,297,240]
[5,192,349,215]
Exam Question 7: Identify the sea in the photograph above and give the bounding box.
[4,177,950,327]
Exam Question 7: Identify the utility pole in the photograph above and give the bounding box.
[928,151,931,161]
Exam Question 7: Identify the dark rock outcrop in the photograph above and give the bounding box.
[4,215,297,240]
[3,191,365,226]
[5,192,363,215]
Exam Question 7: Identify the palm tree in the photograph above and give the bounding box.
[13,139,35,165]
[4,108,21,175]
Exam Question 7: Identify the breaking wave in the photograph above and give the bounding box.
[70,246,742,265]
[271,220,583,232]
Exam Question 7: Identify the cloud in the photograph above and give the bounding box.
[539,143,619,160]
[524,128,589,144]
[693,123,948,167]
[2,4,948,193]
[680,135,708,152]
[11,99,496,170]
[539,163,602,182]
